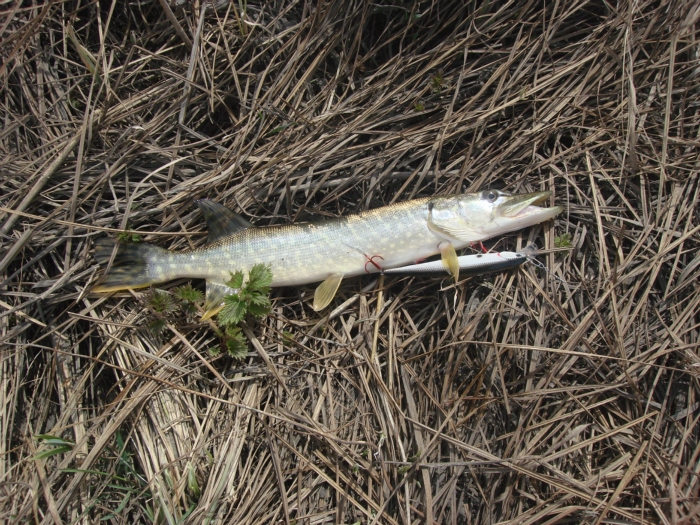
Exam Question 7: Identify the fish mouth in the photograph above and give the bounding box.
[498,191,562,220]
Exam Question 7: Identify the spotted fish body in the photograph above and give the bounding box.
[95,190,563,316]
[152,198,435,287]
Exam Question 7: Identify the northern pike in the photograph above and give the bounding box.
[94,189,563,317]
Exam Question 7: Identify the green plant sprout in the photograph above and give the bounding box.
[430,71,446,91]
[142,265,272,359]
[116,220,143,243]
[554,232,573,248]
[147,290,177,314]
[173,283,205,316]
[146,285,203,334]
[217,263,273,358]
[116,231,143,243]
[58,430,157,521]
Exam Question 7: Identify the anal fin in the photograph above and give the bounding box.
[313,274,343,311]
[202,281,236,321]
[439,241,460,282]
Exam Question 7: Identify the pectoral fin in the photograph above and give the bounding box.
[439,241,460,282]
[313,274,343,311]
[201,281,236,320]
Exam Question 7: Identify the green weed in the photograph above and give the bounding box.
[217,264,273,358]
[554,233,573,249]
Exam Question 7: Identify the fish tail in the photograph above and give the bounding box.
[93,238,168,292]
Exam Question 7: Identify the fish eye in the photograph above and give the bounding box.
[483,190,499,202]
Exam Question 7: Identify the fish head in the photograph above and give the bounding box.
[427,189,563,243]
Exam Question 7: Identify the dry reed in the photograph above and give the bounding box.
[1,0,699,523]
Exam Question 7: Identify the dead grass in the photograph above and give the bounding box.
[1,0,700,523]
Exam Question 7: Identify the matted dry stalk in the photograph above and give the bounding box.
[1,0,699,523]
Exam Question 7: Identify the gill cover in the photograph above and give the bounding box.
[427,195,480,242]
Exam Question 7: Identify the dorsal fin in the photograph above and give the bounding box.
[196,200,254,244]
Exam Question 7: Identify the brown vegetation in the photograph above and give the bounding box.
[1,0,699,523]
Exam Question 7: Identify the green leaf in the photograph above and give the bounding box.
[173,283,204,303]
[35,434,74,446]
[554,233,573,248]
[32,445,73,460]
[115,430,125,453]
[224,326,248,358]
[215,263,273,357]
[115,430,131,468]
[181,302,197,315]
[148,319,166,334]
[247,263,272,292]
[147,291,176,314]
[225,270,244,291]
[225,325,241,338]
[430,71,446,92]
[247,299,271,318]
[249,291,270,306]
[176,504,197,524]
[238,289,253,304]
[219,297,247,326]
[117,231,142,243]
[187,462,201,500]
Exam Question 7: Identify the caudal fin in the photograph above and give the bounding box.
[93,238,166,292]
